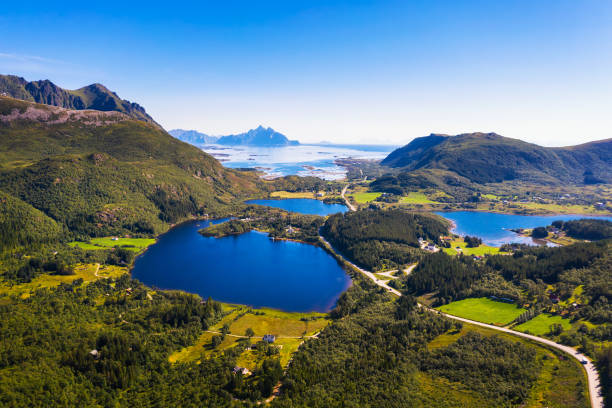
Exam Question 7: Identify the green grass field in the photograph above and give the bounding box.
[437,297,526,326]
[442,239,505,256]
[514,313,573,336]
[271,191,316,199]
[69,237,156,252]
[351,192,382,203]
[0,263,127,297]
[399,192,438,204]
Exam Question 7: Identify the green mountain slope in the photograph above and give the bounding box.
[381,132,612,184]
[0,74,157,125]
[0,190,63,248]
[0,96,259,238]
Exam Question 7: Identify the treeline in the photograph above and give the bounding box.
[0,273,298,406]
[401,252,486,304]
[486,241,609,283]
[0,190,64,249]
[200,206,325,244]
[553,218,612,241]
[264,175,342,194]
[321,209,448,270]
[273,288,543,407]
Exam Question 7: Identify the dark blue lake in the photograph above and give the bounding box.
[435,211,612,247]
[246,198,348,216]
[132,219,351,312]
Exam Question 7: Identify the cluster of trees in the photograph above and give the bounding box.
[464,235,482,247]
[264,175,341,194]
[552,218,612,240]
[531,226,548,239]
[400,252,485,304]
[486,241,608,283]
[5,254,75,283]
[514,308,541,324]
[150,189,199,223]
[418,332,539,404]
[201,206,325,244]
[272,286,542,407]
[321,209,448,270]
[0,271,300,405]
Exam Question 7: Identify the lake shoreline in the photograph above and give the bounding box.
[132,218,352,313]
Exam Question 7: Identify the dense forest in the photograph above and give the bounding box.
[552,218,612,240]
[272,285,580,407]
[0,96,260,243]
[321,209,448,270]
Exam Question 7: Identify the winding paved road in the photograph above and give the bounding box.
[318,234,604,408]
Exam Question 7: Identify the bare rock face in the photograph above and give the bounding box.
[0,75,158,125]
[0,99,131,127]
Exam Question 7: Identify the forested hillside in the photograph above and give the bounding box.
[321,209,448,270]
[379,132,612,185]
[0,96,259,240]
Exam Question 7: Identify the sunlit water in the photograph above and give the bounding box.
[201,143,395,180]
[246,198,348,216]
[132,219,351,312]
[435,211,612,247]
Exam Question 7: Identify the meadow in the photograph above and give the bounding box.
[399,192,439,204]
[0,263,127,297]
[437,297,526,326]
[442,238,505,256]
[68,237,156,252]
[351,191,382,203]
[169,304,329,369]
[514,313,573,336]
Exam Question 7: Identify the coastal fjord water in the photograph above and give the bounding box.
[246,198,348,216]
[435,211,612,247]
[201,143,395,180]
[132,219,351,312]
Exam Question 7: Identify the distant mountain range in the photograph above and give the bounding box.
[0,74,158,125]
[381,132,612,185]
[169,126,299,147]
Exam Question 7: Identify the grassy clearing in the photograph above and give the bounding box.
[351,192,382,203]
[399,192,438,204]
[169,304,329,369]
[0,263,127,297]
[68,237,156,252]
[437,297,526,326]
[510,202,608,215]
[514,314,573,336]
[442,238,505,256]
[481,194,499,200]
[427,323,589,408]
[271,191,316,199]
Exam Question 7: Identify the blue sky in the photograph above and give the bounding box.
[1,0,611,145]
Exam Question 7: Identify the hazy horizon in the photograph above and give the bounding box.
[2,1,611,146]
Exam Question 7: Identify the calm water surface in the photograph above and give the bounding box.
[202,143,395,180]
[132,219,351,312]
[435,211,612,247]
[246,198,347,216]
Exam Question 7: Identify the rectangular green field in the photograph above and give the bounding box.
[443,239,504,256]
[69,237,156,252]
[351,192,382,203]
[437,297,525,326]
[513,313,573,336]
[399,192,438,204]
